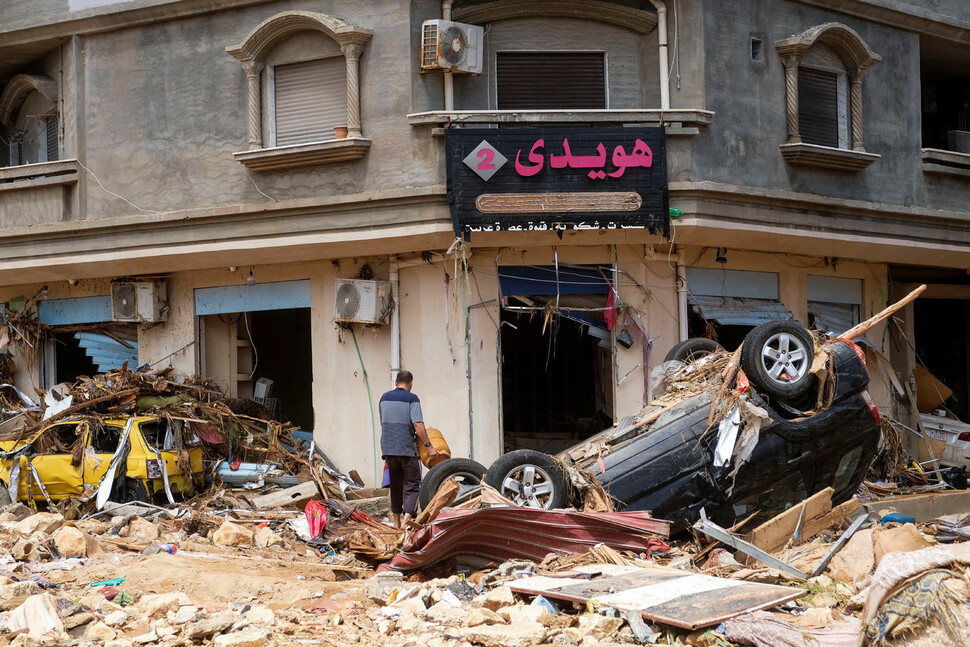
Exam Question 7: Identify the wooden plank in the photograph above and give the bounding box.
[251,481,319,509]
[745,487,834,554]
[510,565,802,630]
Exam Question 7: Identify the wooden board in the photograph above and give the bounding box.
[510,564,803,630]
[745,487,834,554]
[251,481,319,509]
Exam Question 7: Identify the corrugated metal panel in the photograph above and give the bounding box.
[799,67,839,147]
[806,275,862,304]
[74,332,138,372]
[689,296,792,326]
[808,301,857,334]
[386,507,671,572]
[686,268,779,299]
[274,58,346,147]
[497,52,606,110]
[194,279,311,316]
[38,296,112,325]
[499,265,610,296]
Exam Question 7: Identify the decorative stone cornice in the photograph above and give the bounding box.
[233,138,371,171]
[779,143,879,171]
[226,11,372,62]
[453,0,657,33]
[0,74,57,126]
[775,22,881,71]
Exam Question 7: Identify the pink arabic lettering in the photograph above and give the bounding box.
[513,138,654,179]
[514,139,545,176]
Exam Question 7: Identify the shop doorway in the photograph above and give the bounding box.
[51,326,138,385]
[196,280,313,432]
[914,298,970,422]
[200,309,312,431]
[498,265,614,454]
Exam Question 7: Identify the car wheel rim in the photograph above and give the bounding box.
[500,464,555,508]
[759,332,810,384]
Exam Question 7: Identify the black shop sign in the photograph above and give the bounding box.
[445,126,668,237]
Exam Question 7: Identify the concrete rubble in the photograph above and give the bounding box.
[0,484,965,647]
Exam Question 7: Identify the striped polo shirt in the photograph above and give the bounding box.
[379,387,424,457]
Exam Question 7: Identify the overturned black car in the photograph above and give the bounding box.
[421,319,882,530]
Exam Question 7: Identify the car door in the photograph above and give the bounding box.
[21,422,85,501]
[83,421,125,493]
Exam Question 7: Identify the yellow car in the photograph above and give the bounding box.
[0,416,204,504]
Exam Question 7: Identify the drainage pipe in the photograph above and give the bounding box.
[389,259,401,386]
[645,0,670,110]
[676,260,688,342]
[442,0,455,111]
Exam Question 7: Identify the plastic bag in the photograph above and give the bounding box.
[304,500,328,538]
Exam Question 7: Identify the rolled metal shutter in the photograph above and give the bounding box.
[46,115,58,162]
[798,67,839,148]
[274,58,347,147]
[497,52,606,110]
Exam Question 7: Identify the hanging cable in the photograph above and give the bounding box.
[351,327,380,486]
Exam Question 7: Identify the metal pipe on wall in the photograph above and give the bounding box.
[645,0,670,110]
[442,0,455,111]
[389,259,401,386]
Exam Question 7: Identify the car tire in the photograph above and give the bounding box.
[418,458,488,510]
[740,320,817,401]
[664,338,723,363]
[484,449,568,509]
[112,477,150,504]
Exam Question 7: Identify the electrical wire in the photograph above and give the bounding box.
[75,158,161,214]
[351,327,380,486]
[243,312,259,380]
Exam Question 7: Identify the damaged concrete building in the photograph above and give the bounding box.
[0,0,968,485]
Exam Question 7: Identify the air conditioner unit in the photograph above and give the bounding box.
[421,19,483,74]
[111,281,168,323]
[333,279,391,324]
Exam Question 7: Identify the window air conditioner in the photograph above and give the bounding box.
[333,279,391,325]
[111,281,168,323]
[421,19,484,74]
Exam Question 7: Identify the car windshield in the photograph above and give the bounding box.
[139,419,202,452]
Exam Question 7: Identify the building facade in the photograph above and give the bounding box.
[0,0,968,484]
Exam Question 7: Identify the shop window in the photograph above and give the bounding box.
[496,52,606,110]
[775,23,881,171]
[0,74,59,167]
[227,11,372,171]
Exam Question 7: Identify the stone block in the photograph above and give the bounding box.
[462,622,547,647]
[14,512,64,536]
[213,629,269,647]
[253,527,283,549]
[213,521,254,547]
[52,526,87,558]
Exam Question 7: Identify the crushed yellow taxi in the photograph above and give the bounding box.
[0,416,204,504]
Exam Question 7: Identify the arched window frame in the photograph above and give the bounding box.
[775,23,881,170]
[226,11,373,171]
[0,74,59,167]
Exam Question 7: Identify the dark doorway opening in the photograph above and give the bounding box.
[914,298,970,422]
[500,309,613,455]
[247,309,314,432]
[53,332,97,384]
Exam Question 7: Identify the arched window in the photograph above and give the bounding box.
[227,11,373,171]
[0,74,59,167]
[776,23,881,170]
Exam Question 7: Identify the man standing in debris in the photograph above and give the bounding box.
[380,370,438,528]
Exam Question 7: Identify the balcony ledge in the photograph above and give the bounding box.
[233,138,370,172]
[407,109,713,133]
[0,159,79,192]
[922,148,970,178]
[779,143,879,171]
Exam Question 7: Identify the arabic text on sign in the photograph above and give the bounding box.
[514,138,654,180]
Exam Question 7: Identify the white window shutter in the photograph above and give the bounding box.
[274,58,347,147]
